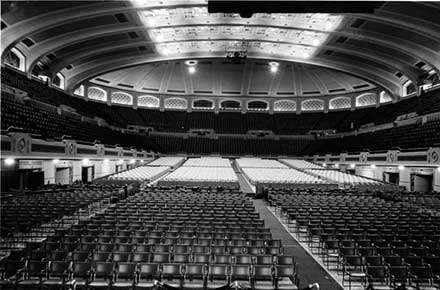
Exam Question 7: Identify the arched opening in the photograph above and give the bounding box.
[4,48,25,72]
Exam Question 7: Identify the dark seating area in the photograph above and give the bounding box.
[1,92,160,151]
[0,186,298,290]
[2,67,440,137]
[307,120,440,155]
[0,184,119,237]
[268,188,440,289]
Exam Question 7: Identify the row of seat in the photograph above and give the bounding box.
[1,185,117,237]
[268,188,440,289]
[0,259,297,290]
[8,248,293,266]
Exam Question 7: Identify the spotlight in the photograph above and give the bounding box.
[269,61,279,73]
[130,159,136,164]
[325,19,333,31]
[350,164,355,168]
[53,159,60,164]
[437,167,440,172]
[140,160,144,163]
[312,38,320,46]
[188,66,196,74]
[4,158,15,166]
[322,163,327,167]
[302,51,310,58]
[103,158,109,163]
[334,164,339,168]
[82,158,89,165]
[370,164,376,168]
[398,165,405,170]
[118,159,124,164]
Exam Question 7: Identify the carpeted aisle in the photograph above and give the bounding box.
[253,199,344,290]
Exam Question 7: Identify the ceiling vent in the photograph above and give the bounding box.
[1,21,7,30]
[336,36,348,43]
[95,78,110,84]
[303,91,320,95]
[329,88,346,93]
[115,13,128,23]
[353,84,370,89]
[395,72,403,78]
[118,83,134,88]
[22,38,35,48]
[415,61,426,68]
[351,18,366,28]
[46,53,56,61]
[128,32,138,39]
[65,64,74,70]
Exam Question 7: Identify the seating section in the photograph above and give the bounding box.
[280,159,323,169]
[2,67,440,157]
[3,67,440,136]
[242,168,329,185]
[269,188,440,289]
[108,166,170,182]
[305,169,379,186]
[147,157,185,167]
[161,166,238,187]
[236,158,288,169]
[1,185,117,237]
[305,121,440,154]
[1,91,160,151]
[0,186,298,290]
[182,157,231,167]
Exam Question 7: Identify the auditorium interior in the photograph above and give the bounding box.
[1,1,440,290]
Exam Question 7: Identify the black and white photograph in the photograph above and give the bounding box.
[1,1,440,289]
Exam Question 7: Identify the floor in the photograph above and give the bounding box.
[252,199,345,290]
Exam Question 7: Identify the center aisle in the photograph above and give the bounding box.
[253,199,344,290]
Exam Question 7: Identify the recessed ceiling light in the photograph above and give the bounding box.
[185,60,198,66]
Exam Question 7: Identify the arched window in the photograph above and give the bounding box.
[247,100,268,111]
[220,99,241,110]
[138,95,160,108]
[403,80,416,97]
[301,99,324,111]
[4,48,25,71]
[52,73,65,90]
[88,87,107,102]
[274,100,296,112]
[164,97,187,109]
[379,91,392,103]
[74,85,85,97]
[356,93,377,107]
[329,97,351,110]
[193,99,214,109]
[111,92,133,105]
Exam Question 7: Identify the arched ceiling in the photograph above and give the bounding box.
[1,1,439,100]
[89,59,377,98]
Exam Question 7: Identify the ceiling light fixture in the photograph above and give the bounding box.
[4,158,15,166]
[188,66,196,74]
[269,61,279,73]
